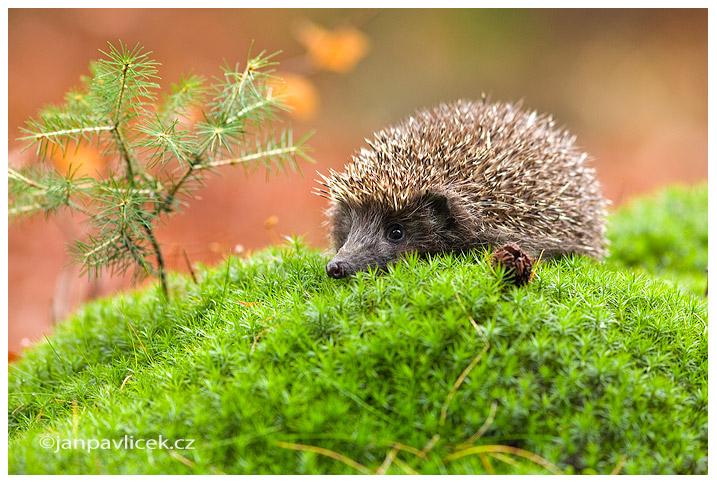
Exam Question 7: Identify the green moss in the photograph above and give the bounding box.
[607,182,708,296]
[8,184,707,474]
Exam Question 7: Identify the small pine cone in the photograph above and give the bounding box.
[491,243,535,286]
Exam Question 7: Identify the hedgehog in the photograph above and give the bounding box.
[316,98,608,279]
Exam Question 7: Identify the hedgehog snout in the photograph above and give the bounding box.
[326,258,351,279]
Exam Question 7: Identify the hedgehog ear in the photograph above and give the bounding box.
[425,191,457,229]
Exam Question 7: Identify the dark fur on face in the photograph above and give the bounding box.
[325,191,481,278]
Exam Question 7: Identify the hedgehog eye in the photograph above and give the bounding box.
[386,224,405,242]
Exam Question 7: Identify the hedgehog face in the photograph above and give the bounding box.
[325,193,460,278]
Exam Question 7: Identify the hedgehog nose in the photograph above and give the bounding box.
[326,259,350,279]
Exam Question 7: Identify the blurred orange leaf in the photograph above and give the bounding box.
[295,19,370,74]
[52,143,106,177]
[271,73,320,121]
[264,215,279,230]
[208,241,227,255]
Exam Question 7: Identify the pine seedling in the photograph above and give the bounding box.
[9,41,313,296]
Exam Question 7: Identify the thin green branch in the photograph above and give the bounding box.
[8,168,47,190]
[113,62,131,124]
[141,221,168,296]
[217,50,278,122]
[224,97,275,125]
[111,127,136,180]
[205,145,303,169]
[81,234,121,265]
[222,63,250,123]
[9,204,43,216]
[66,201,94,218]
[155,154,202,216]
[20,124,114,143]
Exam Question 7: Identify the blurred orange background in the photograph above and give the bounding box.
[7,8,707,355]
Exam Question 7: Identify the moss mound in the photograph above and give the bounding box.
[8,183,707,474]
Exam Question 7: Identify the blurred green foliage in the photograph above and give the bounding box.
[607,182,707,296]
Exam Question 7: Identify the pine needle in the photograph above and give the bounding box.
[458,400,498,448]
[275,441,372,474]
[444,444,564,475]
[375,444,400,475]
[114,300,155,367]
[439,341,490,428]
